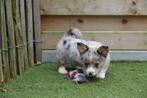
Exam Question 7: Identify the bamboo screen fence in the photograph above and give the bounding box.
[0,0,41,83]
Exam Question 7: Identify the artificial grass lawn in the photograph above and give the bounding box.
[0,61,147,98]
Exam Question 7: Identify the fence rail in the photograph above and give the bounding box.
[0,0,41,83]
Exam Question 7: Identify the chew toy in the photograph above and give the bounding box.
[64,70,87,84]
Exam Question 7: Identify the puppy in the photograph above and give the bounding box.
[56,28,110,79]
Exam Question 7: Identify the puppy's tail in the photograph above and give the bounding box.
[64,28,83,39]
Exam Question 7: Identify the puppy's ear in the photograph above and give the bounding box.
[97,46,109,57]
[77,42,89,55]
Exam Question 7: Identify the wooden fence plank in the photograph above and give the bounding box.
[5,0,17,78]
[1,0,10,81]
[26,0,34,66]
[0,51,3,83]
[20,0,29,70]
[42,31,147,50]
[41,16,147,31]
[0,0,4,82]
[33,0,42,64]
[40,0,147,15]
[12,0,25,74]
[0,0,41,82]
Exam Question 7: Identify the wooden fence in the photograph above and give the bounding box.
[40,0,147,51]
[40,0,147,62]
[0,0,41,83]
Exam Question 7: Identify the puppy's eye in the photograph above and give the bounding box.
[85,63,89,67]
[95,63,99,68]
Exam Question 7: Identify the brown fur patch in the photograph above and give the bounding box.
[77,42,89,55]
[91,58,97,65]
[97,46,109,57]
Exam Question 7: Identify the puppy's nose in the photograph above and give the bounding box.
[88,72,94,76]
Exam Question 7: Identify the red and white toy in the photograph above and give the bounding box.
[64,70,88,84]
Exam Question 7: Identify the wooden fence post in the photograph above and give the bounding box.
[5,0,17,78]
[26,0,35,66]
[0,1,4,82]
[0,0,41,82]
[32,0,42,64]
[12,0,25,75]
[0,51,3,83]
[1,0,10,81]
[20,0,29,70]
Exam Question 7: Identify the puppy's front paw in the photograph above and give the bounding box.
[58,66,68,74]
[96,73,105,79]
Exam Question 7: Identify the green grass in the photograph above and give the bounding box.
[0,61,147,98]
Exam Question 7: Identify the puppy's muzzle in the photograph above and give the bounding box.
[86,66,96,77]
[88,72,94,76]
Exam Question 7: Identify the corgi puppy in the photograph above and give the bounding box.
[56,28,110,79]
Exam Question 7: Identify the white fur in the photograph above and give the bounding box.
[56,28,110,79]
[58,66,67,74]
[86,66,96,76]
[96,53,110,79]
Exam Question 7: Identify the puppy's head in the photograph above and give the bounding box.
[77,42,109,77]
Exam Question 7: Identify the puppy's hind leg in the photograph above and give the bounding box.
[58,59,68,74]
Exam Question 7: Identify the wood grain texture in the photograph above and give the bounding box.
[33,0,42,64]
[0,0,42,82]
[0,0,4,83]
[26,0,34,66]
[1,0,10,81]
[5,0,17,78]
[41,16,147,31]
[20,0,29,70]
[0,51,3,83]
[13,0,25,74]
[42,31,147,50]
[40,0,147,15]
